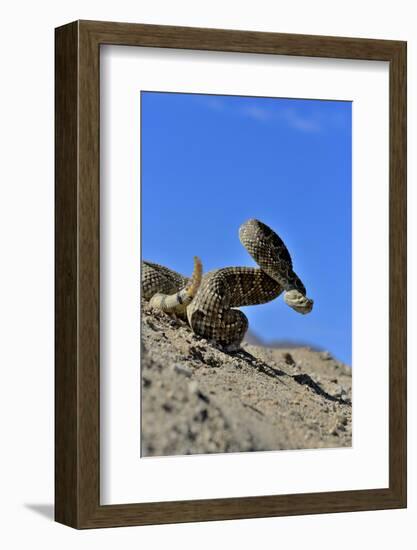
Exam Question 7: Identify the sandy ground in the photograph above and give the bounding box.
[141,300,352,457]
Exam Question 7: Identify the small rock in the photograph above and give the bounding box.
[194,408,208,422]
[196,390,210,404]
[142,377,152,388]
[188,381,199,394]
[172,364,192,377]
[283,352,295,365]
[145,318,158,330]
[321,351,332,361]
[189,346,205,362]
[335,387,348,400]
[338,413,348,425]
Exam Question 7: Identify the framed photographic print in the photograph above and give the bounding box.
[55,20,406,528]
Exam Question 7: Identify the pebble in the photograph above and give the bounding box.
[338,413,348,425]
[188,381,199,394]
[145,318,158,330]
[335,387,348,400]
[142,377,152,388]
[283,352,295,365]
[172,364,192,377]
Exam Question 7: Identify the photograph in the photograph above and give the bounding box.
[50,13,406,532]
[0,0,408,537]
[140,90,352,457]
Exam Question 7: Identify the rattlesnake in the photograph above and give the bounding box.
[142,219,313,350]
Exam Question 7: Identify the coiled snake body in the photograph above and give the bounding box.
[142,219,313,350]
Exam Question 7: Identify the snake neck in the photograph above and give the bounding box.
[280,269,306,295]
[218,267,283,308]
[239,218,307,296]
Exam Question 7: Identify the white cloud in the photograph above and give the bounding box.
[241,103,322,133]
[197,93,324,133]
[280,107,322,133]
[240,105,271,122]
[197,96,226,112]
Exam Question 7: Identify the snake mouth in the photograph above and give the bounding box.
[284,290,314,315]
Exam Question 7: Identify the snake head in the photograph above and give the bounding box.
[284,290,314,315]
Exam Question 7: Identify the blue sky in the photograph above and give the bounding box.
[141,92,352,365]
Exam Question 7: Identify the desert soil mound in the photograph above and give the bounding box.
[141,300,352,457]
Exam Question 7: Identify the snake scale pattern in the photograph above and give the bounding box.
[142,219,313,350]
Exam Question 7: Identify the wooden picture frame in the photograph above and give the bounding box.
[55,20,407,529]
